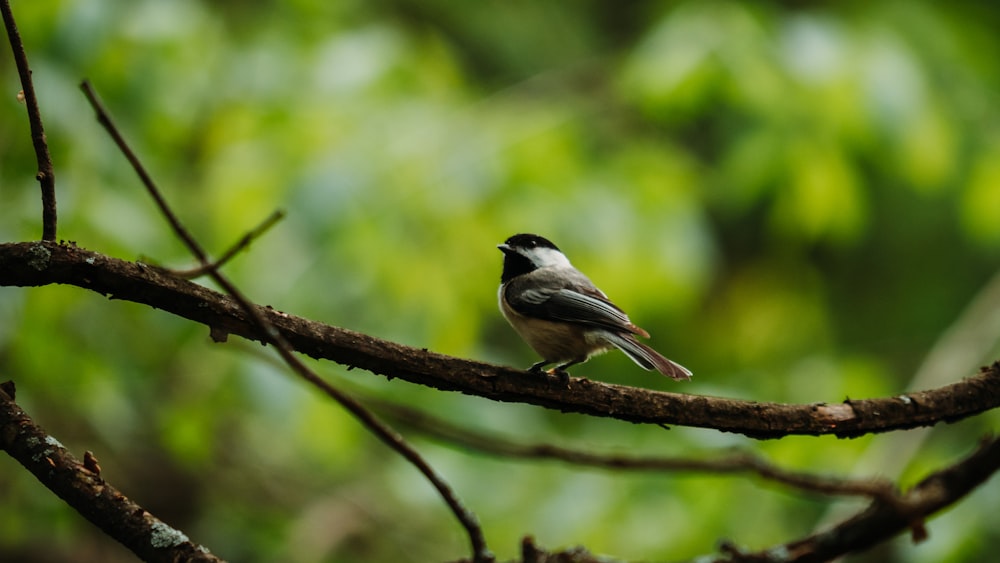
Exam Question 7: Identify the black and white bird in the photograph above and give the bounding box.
[497,233,692,381]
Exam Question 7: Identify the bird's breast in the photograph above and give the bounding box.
[499,284,608,362]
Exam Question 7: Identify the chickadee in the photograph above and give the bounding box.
[497,233,692,381]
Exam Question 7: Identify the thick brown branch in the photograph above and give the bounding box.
[0,382,222,562]
[2,240,999,439]
[714,436,1000,562]
[1,1,57,240]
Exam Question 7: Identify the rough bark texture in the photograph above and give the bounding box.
[3,240,998,439]
[0,383,223,563]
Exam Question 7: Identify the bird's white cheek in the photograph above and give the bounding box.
[527,247,572,269]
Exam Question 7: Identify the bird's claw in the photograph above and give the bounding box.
[547,367,571,385]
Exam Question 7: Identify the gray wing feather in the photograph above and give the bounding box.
[505,268,636,333]
[545,289,632,328]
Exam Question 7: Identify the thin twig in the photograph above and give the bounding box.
[367,394,899,502]
[79,82,493,563]
[172,209,286,279]
[1,1,57,240]
[80,81,205,259]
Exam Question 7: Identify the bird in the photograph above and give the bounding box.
[497,233,692,381]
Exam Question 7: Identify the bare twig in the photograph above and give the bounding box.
[172,209,286,279]
[80,81,204,259]
[0,382,223,562]
[78,84,493,563]
[2,241,999,442]
[367,395,899,502]
[1,1,57,240]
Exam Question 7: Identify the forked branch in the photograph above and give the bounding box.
[79,81,493,563]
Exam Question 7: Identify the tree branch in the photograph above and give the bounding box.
[1,0,57,240]
[0,381,222,562]
[713,436,1000,562]
[2,240,998,440]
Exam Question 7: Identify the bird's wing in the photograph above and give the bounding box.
[506,273,649,337]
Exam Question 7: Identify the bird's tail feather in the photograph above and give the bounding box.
[604,332,692,381]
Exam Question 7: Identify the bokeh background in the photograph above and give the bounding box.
[2,1,1000,561]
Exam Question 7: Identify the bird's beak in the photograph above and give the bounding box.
[497,243,513,254]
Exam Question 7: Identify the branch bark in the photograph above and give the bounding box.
[713,436,1000,562]
[2,240,998,440]
[0,382,222,562]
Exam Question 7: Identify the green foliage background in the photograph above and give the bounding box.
[2,1,1000,561]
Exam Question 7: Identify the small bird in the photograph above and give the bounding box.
[497,233,692,381]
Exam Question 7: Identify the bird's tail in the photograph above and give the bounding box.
[604,332,692,381]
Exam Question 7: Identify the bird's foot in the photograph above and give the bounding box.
[528,361,549,374]
[546,367,571,385]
